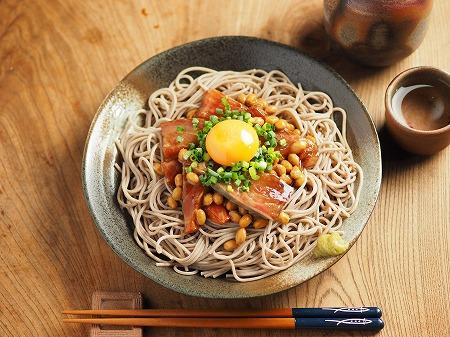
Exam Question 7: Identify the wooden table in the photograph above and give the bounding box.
[1,1,449,336]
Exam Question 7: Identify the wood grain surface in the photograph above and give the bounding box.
[0,1,449,336]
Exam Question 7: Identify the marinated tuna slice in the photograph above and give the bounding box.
[276,131,319,168]
[161,160,182,186]
[182,173,206,234]
[160,118,199,161]
[276,129,300,157]
[196,89,266,119]
[212,173,293,220]
[159,118,204,185]
[205,204,230,225]
[299,138,319,168]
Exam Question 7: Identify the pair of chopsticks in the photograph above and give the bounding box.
[63,306,384,330]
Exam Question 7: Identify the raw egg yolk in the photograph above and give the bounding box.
[205,120,259,166]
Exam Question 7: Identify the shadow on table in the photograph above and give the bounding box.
[377,124,432,174]
[291,15,381,84]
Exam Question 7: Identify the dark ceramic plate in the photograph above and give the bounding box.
[82,36,381,298]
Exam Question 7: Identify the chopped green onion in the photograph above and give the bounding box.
[257,161,267,170]
[192,118,199,128]
[176,126,185,132]
[176,135,183,143]
[210,115,219,124]
[221,97,231,112]
[231,163,241,172]
[248,167,260,180]
[183,150,191,160]
[208,168,220,177]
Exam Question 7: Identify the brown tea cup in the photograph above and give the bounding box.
[385,67,450,155]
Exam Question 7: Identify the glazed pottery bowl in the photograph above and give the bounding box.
[385,66,450,155]
[324,0,433,66]
[82,36,381,298]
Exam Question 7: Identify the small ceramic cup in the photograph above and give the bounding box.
[385,66,450,155]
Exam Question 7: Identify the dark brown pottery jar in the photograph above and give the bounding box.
[324,0,433,66]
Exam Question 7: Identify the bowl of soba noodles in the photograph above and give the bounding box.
[82,36,381,298]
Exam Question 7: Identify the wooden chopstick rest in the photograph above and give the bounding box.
[90,291,143,337]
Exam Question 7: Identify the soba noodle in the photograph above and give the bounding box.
[115,67,363,282]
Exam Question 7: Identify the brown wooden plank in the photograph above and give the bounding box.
[0,1,449,337]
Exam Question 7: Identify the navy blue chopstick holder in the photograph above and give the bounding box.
[292,307,382,318]
[295,317,384,330]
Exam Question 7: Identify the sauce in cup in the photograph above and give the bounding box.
[391,81,450,131]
